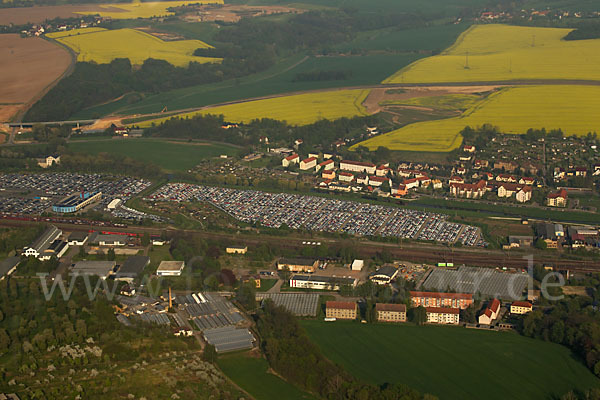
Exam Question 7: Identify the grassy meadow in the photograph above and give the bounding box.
[357,85,600,151]
[218,353,315,400]
[48,28,217,67]
[138,89,370,127]
[75,0,222,19]
[302,320,600,400]
[385,24,600,83]
[68,138,238,171]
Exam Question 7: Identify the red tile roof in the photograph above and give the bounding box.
[410,291,473,300]
[340,160,375,167]
[511,301,532,308]
[326,301,356,310]
[285,154,299,161]
[489,298,500,313]
[425,307,460,315]
[375,303,407,312]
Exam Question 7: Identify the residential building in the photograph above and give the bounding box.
[450,180,486,199]
[425,307,460,325]
[300,157,317,170]
[432,179,443,189]
[494,160,518,172]
[277,258,319,273]
[340,160,376,175]
[463,145,476,153]
[410,291,473,310]
[326,301,357,320]
[478,298,501,325]
[547,189,568,207]
[156,261,186,276]
[391,184,407,197]
[317,159,334,172]
[403,178,419,190]
[322,170,336,180]
[338,172,354,182]
[376,165,391,177]
[226,246,247,255]
[282,154,299,167]
[376,303,407,322]
[368,176,389,187]
[37,155,60,168]
[510,301,533,314]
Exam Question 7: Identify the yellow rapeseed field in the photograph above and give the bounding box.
[355,85,600,152]
[138,89,371,127]
[384,24,600,83]
[76,0,222,19]
[49,28,218,67]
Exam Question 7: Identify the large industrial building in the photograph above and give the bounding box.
[422,266,529,300]
[72,261,116,279]
[52,191,102,213]
[114,256,150,282]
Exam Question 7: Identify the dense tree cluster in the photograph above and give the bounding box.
[517,269,600,378]
[564,21,600,40]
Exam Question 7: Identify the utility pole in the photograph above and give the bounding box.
[464,51,470,69]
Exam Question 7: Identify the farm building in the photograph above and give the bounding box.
[22,225,62,260]
[410,291,473,310]
[226,246,247,255]
[511,301,533,314]
[369,265,399,285]
[425,307,460,325]
[157,261,185,276]
[326,301,357,320]
[72,261,116,279]
[376,303,407,323]
[340,160,376,174]
[421,266,529,301]
[289,274,357,291]
[256,293,319,316]
[52,191,102,213]
[114,256,150,282]
[277,258,319,273]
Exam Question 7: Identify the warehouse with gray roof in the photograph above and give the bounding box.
[422,266,529,300]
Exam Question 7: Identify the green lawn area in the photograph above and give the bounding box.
[218,352,315,400]
[67,138,239,171]
[301,320,600,400]
[256,278,278,292]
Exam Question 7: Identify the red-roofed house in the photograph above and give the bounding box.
[391,184,407,197]
[376,303,407,322]
[300,157,318,170]
[340,160,376,174]
[282,154,299,167]
[425,307,460,324]
[547,189,568,207]
[322,170,335,180]
[356,174,369,185]
[450,180,487,199]
[403,178,419,190]
[449,176,464,184]
[338,171,354,182]
[369,176,390,187]
[326,301,357,320]
[510,301,532,314]
[376,165,391,177]
[316,159,335,172]
[478,299,501,324]
[463,145,476,153]
[410,291,473,310]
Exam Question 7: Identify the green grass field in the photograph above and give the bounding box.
[218,353,315,400]
[67,138,238,171]
[302,320,599,400]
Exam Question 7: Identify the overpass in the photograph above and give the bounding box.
[6,119,97,128]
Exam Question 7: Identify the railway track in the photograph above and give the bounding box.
[2,217,600,272]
